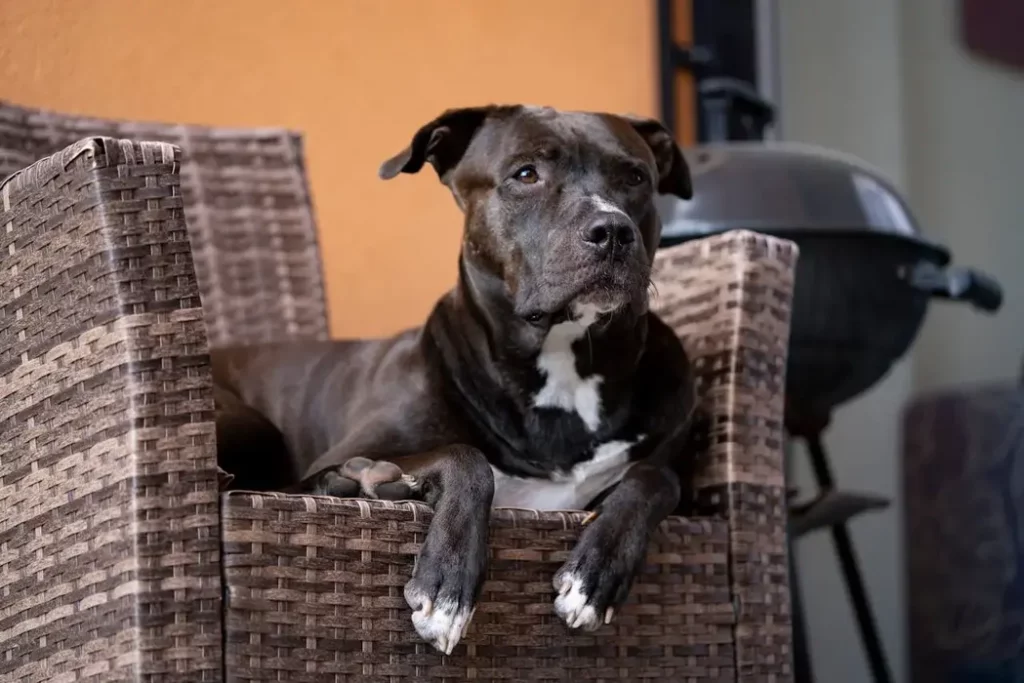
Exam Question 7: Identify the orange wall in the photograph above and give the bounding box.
[0,0,660,338]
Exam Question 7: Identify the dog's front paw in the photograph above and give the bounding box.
[553,516,646,631]
[403,532,485,654]
[401,509,485,655]
[314,457,419,500]
[404,581,476,655]
[553,571,609,631]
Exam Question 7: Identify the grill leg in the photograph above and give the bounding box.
[805,432,894,683]
[789,533,815,683]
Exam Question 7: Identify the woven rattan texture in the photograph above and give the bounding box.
[652,231,797,682]
[0,100,328,348]
[219,230,796,682]
[223,494,734,683]
[0,139,222,681]
[0,112,796,680]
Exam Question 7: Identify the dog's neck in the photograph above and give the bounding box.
[423,252,648,477]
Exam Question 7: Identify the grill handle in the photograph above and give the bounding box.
[903,261,1004,312]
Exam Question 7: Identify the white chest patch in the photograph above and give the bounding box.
[490,437,643,510]
[533,306,603,431]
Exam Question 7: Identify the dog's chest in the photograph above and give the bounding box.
[532,313,604,432]
[490,437,643,510]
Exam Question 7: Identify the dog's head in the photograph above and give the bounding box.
[380,105,691,337]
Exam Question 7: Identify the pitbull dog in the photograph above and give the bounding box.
[213,104,696,654]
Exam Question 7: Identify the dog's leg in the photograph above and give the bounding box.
[310,446,494,653]
[553,461,680,630]
[396,445,494,654]
[214,385,298,491]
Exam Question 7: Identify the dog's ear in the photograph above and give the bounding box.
[379,106,497,183]
[626,117,692,200]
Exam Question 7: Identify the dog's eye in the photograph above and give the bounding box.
[626,167,646,186]
[514,165,540,184]
[523,312,547,326]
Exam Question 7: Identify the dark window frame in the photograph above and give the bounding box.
[657,0,761,142]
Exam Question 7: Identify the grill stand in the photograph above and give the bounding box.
[787,414,895,683]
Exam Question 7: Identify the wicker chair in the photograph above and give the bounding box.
[0,101,796,683]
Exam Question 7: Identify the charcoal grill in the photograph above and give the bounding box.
[655,77,1004,683]
[658,142,1003,416]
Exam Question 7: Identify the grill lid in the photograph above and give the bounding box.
[657,142,949,260]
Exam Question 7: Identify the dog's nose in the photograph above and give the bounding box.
[580,220,636,254]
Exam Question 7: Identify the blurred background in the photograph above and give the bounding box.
[2,1,1021,682]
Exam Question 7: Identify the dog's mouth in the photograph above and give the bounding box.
[568,290,624,320]
[559,270,647,326]
[519,259,650,328]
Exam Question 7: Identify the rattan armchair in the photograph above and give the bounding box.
[0,101,796,682]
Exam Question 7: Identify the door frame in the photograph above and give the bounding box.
[657,0,780,142]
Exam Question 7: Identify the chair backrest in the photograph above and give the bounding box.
[0,101,330,348]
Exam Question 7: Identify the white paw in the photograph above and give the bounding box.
[553,573,613,631]
[404,585,475,654]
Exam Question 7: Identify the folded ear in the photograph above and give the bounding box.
[626,117,693,200]
[378,106,499,183]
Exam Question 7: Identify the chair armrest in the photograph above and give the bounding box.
[0,138,222,681]
[651,229,798,680]
[652,230,796,509]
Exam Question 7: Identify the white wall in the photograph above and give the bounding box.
[776,0,1024,681]
[777,1,910,681]
[902,0,1024,392]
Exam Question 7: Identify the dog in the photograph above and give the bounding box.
[213,104,696,654]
